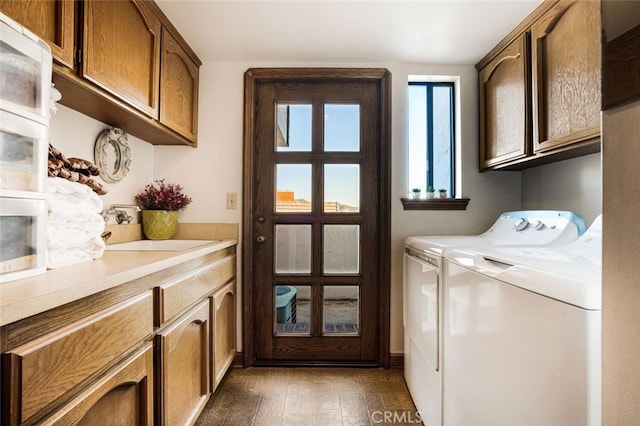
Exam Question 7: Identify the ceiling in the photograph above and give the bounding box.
[155,0,542,65]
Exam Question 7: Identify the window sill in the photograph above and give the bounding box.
[401,197,470,211]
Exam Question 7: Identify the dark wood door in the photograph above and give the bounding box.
[243,68,391,366]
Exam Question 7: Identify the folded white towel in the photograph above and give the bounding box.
[46,241,105,269]
[46,177,106,269]
[47,219,106,250]
[47,177,103,212]
[48,197,103,221]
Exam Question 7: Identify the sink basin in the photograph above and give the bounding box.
[105,239,218,251]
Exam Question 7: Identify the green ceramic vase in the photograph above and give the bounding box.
[142,210,178,240]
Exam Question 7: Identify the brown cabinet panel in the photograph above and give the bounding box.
[39,343,154,425]
[212,280,236,390]
[476,0,601,170]
[156,299,210,426]
[82,0,161,118]
[531,0,601,153]
[2,291,153,425]
[155,254,236,326]
[479,33,531,170]
[0,0,75,68]
[160,28,199,143]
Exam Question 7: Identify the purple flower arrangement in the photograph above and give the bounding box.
[134,179,193,211]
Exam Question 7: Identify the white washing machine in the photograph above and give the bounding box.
[403,211,587,426]
[442,215,602,426]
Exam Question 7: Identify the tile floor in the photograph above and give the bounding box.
[195,367,423,425]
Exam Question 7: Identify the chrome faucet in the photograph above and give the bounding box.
[101,204,141,225]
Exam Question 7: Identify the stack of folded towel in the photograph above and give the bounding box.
[46,176,106,269]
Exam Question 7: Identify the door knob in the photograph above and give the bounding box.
[256,235,266,243]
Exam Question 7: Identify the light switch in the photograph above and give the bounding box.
[227,192,238,209]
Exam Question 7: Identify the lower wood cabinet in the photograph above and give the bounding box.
[2,292,153,425]
[155,299,211,426]
[40,343,154,425]
[212,280,237,390]
[1,245,237,426]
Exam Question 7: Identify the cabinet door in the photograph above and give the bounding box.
[1,0,75,68]
[531,0,601,153]
[160,28,199,144]
[478,33,531,170]
[1,292,153,425]
[39,343,154,425]
[156,299,210,426]
[211,280,236,390]
[82,0,160,118]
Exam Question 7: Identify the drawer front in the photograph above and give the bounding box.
[156,254,235,326]
[2,291,153,425]
[40,342,154,425]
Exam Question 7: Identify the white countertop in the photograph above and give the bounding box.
[0,239,237,326]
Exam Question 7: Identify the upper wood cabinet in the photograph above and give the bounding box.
[477,0,601,171]
[1,0,201,146]
[478,34,531,170]
[0,0,75,68]
[160,28,199,142]
[82,0,161,119]
[531,0,601,153]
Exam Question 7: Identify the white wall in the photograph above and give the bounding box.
[49,104,155,218]
[522,153,602,225]
[602,99,640,425]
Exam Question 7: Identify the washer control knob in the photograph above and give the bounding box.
[533,220,545,230]
[514,218,529,232]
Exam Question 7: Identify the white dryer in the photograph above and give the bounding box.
[403,211,587,426]
[442,215,602,426]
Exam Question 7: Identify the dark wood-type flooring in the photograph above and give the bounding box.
[195,367,422,425]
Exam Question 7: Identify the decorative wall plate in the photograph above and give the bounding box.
[94,128,132,183]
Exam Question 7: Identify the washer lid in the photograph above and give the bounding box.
[405,210,587,256]
[446,215,602,310]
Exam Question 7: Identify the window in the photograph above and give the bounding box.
[408,82,455,197]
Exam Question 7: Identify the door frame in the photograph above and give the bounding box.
[242,68,392,367]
